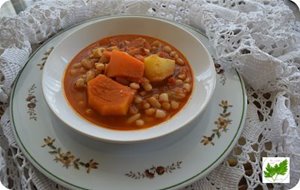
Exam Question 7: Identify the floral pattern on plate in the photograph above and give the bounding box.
[125,161,182,179]
[37,47,54,70]
[26,84,37,121]
[201,100,233,146]
[214,62,226,85]
[42,136,99,173]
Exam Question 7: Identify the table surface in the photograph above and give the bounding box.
[0,0,299,19]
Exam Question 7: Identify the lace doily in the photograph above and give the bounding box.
[0,0,300,189]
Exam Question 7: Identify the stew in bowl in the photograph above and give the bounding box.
[64,35,193,130]
[42,16,216,143]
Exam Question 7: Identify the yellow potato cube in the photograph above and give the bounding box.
[144,54,175,82]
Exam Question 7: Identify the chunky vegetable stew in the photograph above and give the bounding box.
[64,35,193,130]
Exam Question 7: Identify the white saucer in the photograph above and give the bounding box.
[10,17,247,190]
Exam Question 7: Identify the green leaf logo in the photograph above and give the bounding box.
[264,159,288,182]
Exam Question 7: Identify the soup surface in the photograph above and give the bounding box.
[64,35,193,130]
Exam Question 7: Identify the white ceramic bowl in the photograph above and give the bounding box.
[42,16,216,143]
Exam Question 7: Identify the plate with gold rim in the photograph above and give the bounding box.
[10,16,247,190]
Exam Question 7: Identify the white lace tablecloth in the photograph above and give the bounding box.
[0,0,300,189]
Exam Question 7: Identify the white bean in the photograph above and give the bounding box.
[95,63,105,71]
[183,83,192,92]
[185,77,191,83]
[159,93,169,102]
[86,70,96,81]
[151,40,161,47]
[173,92,186,100]
[143,102,151,109]
[148,97,161,108]
[145,108,156,116]
[175,79,183,85]
[72,62,82,69]
[155,109,166,118]
[75,78,85,88]
[176,58,185,66]
[70,69,78,76]
[162,102,171,110]
[135,119,144,126]
[81,59,94,69]
[134,95,143,104]
[127,113,141,123]
[92,48,104,58]
[129,82,140,90]
[171,100,179,109]
[170,51,178,59]
[163,45,172,53]
[178,73,186,80]
[143,83,152,91]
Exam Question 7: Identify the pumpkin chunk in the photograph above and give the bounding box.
[87,75,135,116]
[106,50,144,79]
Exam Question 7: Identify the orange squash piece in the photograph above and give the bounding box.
[87,75,135,116]
[106,50,144,79]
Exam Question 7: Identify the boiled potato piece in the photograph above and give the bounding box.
[144,54,175,82]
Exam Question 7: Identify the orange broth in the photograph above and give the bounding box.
[64,35,193,130]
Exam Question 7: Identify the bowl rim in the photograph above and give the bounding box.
[42,15,216,143]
